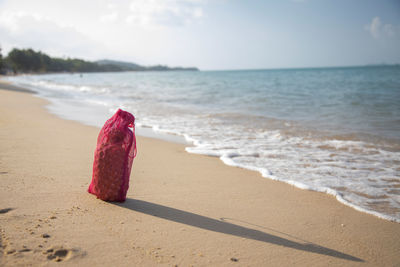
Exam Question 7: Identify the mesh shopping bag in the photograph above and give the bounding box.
[88,109,137,202]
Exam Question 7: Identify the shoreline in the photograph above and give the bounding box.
[0,79,37,94]
[1,85,400,266]
[0,79,189,145]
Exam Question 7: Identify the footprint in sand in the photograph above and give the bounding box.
[44,246,84,262]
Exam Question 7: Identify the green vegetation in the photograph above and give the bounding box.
[2,48,121,74]
[0,47,198,74]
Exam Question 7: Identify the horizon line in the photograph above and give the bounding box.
[201,63,400,72]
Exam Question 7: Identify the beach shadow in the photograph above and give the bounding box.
[114,199,363,262]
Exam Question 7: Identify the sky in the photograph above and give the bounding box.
[0,0,399,70]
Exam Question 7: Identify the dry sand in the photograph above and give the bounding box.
[0,86,399,266]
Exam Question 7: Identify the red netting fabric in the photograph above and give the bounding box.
[88,109,137,202]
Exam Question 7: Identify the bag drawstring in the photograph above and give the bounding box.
[129,122,137,158]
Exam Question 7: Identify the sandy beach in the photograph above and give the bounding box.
[0,84,399,266]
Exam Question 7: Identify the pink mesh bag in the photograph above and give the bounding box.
[88,109,137,202]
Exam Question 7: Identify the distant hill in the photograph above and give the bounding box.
[96,59,145,71]
[96,59,199,72]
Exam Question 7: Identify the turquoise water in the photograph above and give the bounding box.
[8,65,400,222]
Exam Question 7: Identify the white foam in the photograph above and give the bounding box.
[182,125,400,222]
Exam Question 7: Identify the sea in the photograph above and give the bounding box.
[6,65,400,223]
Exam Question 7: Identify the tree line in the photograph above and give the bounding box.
[0,47,123,74]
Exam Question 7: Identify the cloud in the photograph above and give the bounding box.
[367,17,381,38]
[100,12,118,23]
[126,0,204,27]
[0,11,106,59]
[365,16,400,39]
[100,2,119,23]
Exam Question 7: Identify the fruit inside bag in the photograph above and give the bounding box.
[88,109,137,202]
